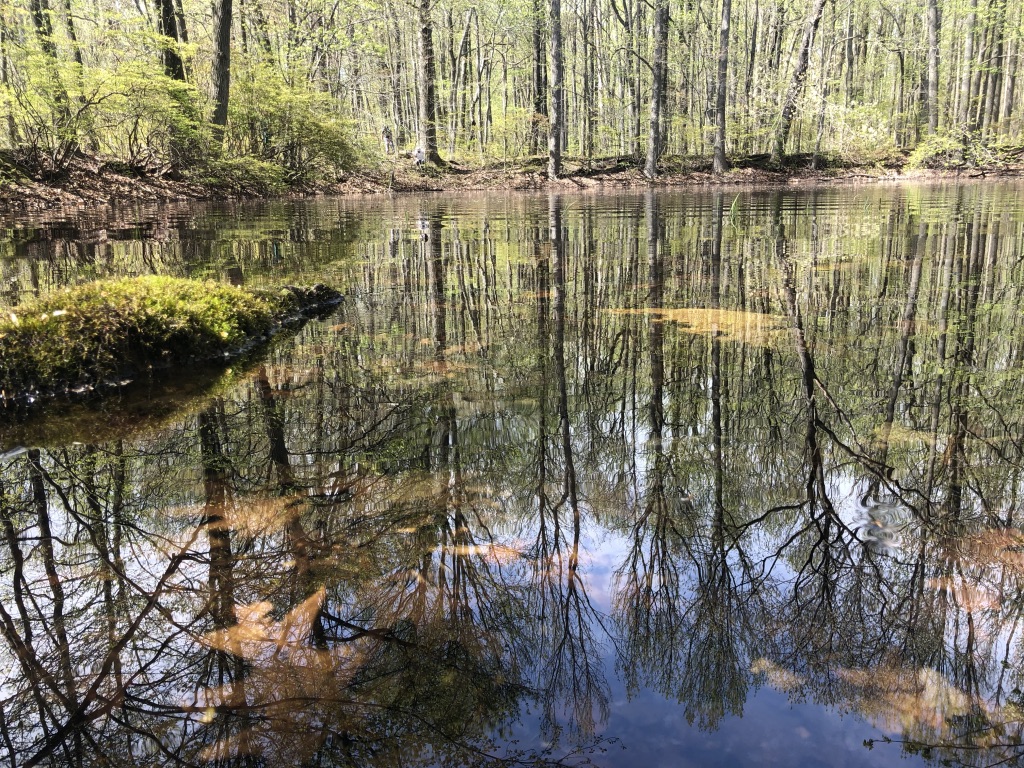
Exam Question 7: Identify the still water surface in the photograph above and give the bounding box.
[2,184,1024,767]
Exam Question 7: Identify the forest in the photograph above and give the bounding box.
[0,0,1022,191]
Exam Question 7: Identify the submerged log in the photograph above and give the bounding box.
[0,276,341,405]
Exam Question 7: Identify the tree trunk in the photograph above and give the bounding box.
[926,0,940,134]
[769,0,828,168]
[211,0,233,144]
[969,16,989,130]
[156,0,186,81]
[29,0,58,59]
[581,0,596,165]
[713,0,731,173]
[174,0,189,43]
[957,0,977,130]
[1000,34,1017,126]
[611,0,641,158]
[643,0,668,178]
[547,0,563,179]
[629,0,642,159]
[417,0,443,163]
[982,2,1005,136]
[28,0,75,163]
[743,0,758,151]
[531,0,547,155]
[0,13,17,144]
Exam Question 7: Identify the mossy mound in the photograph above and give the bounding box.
[0,276,340,402]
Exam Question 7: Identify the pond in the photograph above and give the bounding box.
[2,182,1024,767]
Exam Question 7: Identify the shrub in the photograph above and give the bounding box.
[193,156,287,194]
[229,64,359,181]
[95,66,206,170]
[906,128,1004,170]
[2,55,206,177]
[3,53,86,177]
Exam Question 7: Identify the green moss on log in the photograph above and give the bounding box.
[0,276,340,400]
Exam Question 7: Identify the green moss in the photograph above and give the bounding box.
[0,276,338,400]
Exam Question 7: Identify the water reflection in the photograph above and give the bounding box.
[4,184,1024,766]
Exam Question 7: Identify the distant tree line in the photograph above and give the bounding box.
[0,0,1021,182]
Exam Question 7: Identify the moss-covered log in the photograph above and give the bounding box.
[0,276,341,402]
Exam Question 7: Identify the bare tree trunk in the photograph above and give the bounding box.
[713,0,731,173]
[1000,33,1017,126]
[926,0,940,134]
[581,0,596,166]
[0,12,17,144]
[643,0,668,178]
[629,0,641,159]
[957,0,978,130]
[547,0,563,178]
[982,1,1006,136]
[155,0,186,81]
[174,0,188,41]
[769,0,827,168]
[211,0,233,144]
[59,0,84,72]
[28,0,75,164]
[29,0,58,59]
[417,0,443,163]
[743,0,758,151]
[532,0,547,155]
[610,0,640,158]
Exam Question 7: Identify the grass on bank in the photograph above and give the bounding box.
[0,275,337,398]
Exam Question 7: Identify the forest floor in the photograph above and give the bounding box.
[2,151,1022,214]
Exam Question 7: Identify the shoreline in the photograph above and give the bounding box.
[2,154,1023,214]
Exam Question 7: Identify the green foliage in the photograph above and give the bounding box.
[93,65,206,169]
[229,64,359,182]
[831,104,902,166]
[2,54,205,176]
[906,129,1004,170]
[193,156,287,194]
[3,53,84,176]
[0,276,279,396]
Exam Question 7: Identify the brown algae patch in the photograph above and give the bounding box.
[609,307,788,346]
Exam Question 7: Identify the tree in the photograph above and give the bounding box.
[957,0,978,130]
[211,0,233,143]
[531,0,548,155]
[713,0,732,173]
[926,0,940,134]
[643,0,668,178]
[548,0,563,178]
[770,0,828,167]
[417,0,443,164]
[155,0,186,81]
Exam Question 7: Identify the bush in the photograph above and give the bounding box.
[94,66,206,170]
[3,53,86,177]
[2,55,206,177]
[229,64,359,181]
[906,128,1004,170]
[830,103,902,166]
[193,156,287,194]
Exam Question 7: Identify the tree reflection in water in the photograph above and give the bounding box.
[4,185,1024,766]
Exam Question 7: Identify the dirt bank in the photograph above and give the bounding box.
[1,152,1021,213]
